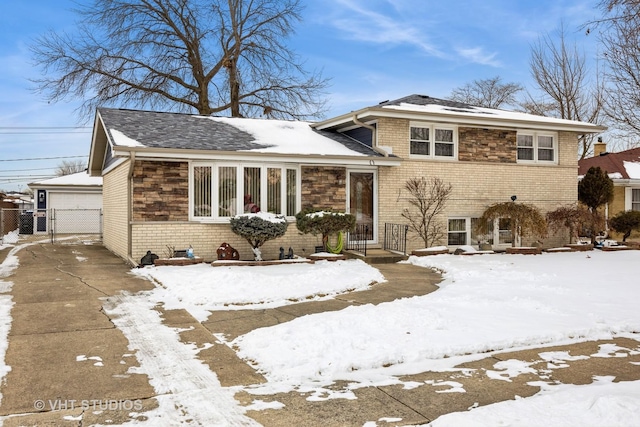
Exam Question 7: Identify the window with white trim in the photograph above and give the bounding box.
[517,132,557,163]
[191,163,299,219]
[447,217,513,246]
[410,123,457,159]
[633,189,640,211]
[447,217,482,246]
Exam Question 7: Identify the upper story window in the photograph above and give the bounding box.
[517,132,557,163]
[191,162,299,220]
[410,123,457,159]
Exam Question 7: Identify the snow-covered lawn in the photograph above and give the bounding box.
[129,250,640,425]
[131,260,384,321]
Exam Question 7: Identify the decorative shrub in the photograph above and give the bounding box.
[610,210,640,242]
[295,208,356,252]
[229,212,288,261]
[476,202,547,247]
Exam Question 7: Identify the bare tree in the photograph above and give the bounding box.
[30,0,328,120]
[448,76,523,109]
[55,159,87,176]
[586,1,640,143]
[525,24,604,158]
[545,204,592,244]
[401,177,452,248]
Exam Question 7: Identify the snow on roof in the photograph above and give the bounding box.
[207,117,366,156]
[110,128,145,147]
[624,160,640,179]
[30,171,102,187]
[382,102,602,128]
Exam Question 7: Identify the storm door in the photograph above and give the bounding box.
[348,171,376,242]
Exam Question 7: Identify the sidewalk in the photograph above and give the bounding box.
[0,241,639,426]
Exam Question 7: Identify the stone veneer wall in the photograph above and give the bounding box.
[458,128,517,163]
[132,160,189,221]
[301,165,347,210]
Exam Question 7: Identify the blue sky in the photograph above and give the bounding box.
[0,0,600,192]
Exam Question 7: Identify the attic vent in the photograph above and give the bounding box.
[378,99,389,105]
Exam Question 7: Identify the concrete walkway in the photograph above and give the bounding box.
[0,241,639,426]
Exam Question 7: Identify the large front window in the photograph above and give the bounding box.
[517,132,557,163]
[191,163,298,219]
[410,123,457,159]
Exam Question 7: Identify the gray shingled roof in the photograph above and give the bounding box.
[98,107,384,157]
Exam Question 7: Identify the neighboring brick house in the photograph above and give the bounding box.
[88,95,604,264]
[578,142,640,241]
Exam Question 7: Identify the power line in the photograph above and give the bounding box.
[0,155,88,162]
[0,127,90,129]
[0,167,59,173]
[0,131,91,135]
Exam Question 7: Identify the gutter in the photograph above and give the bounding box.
[351,114,389,157]
[127,151,135,262]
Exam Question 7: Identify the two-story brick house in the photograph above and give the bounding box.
[88,95,604,264]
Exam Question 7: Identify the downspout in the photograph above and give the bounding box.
[351,115,388,157]
[127,152,136,266]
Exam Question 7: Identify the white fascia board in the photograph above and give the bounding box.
[316,107,606,134]
[32,186,102,192]
[614,179,640,186]
[112,147,402,166]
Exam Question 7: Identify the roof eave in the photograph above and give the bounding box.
[314,106,607,133]
[111,145,402,166]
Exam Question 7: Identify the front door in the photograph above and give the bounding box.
[348,171,376,242]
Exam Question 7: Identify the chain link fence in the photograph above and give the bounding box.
[1,208,102,244]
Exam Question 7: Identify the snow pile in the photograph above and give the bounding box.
[0,230,19,248]
[232,211,287,223]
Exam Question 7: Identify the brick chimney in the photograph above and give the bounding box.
[593,137,607,157]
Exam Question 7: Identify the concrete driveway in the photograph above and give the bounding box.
[0,239,639,426]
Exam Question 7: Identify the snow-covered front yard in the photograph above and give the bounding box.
[1,237,639,425]
[126,249,640,425]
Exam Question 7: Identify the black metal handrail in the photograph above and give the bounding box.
[383,223,409,255]
[346,224,369,256]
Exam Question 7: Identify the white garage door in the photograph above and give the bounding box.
[49,192,102,234]
[49,192,102,210]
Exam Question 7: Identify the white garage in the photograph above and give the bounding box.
[28,172,103,235]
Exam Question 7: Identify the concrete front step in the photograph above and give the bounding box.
[343,249,408,264]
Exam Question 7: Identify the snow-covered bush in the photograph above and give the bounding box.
[295,208,355,252]
[229,212,288,261]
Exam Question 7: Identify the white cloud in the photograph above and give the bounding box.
[328,0,445,57]
[455,46,502,67]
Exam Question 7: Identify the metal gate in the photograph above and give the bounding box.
[49,209,103,243]
[1,208,103,244]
